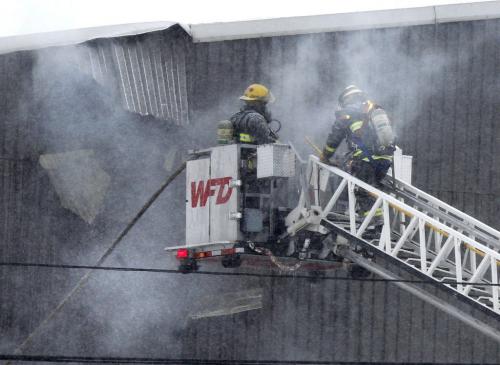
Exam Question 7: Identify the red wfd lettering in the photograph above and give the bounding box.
[191,177,233,208]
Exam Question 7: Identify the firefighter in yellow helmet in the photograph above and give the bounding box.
[322,85,395,223]
[229,83,278,145]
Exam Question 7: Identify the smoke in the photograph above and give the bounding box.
[0,42,204,357]
[176,22,500,361]
[192,27,457,160]
[254,27,458,158]
[1,39,271,359]
[3,19,500,362]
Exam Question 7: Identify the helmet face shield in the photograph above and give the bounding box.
[338,85,366,108]
[266,91,275,104]
[341,92,366,108]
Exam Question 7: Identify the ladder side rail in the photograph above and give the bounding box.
[394,183,499,245]
[326,213,500,314]
[312,156,500,312]
[317,160,496,251]
[391,176,500,247]
[310,156,500,284]
[314,157,500,259]
[384,180,498,250]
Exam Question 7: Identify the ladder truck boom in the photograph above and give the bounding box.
[166,143,500,341]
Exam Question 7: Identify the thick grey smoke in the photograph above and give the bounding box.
[181,24,500,361]
[1,42,202,357]
[2,39,271,359]
[4,20,500,362]
[197,31,442,158]
[258,28,455,158]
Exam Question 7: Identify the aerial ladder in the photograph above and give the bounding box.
[291,152,500,312]
[166,143,500,341]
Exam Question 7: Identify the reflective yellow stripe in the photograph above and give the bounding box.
[325,145,335,153]
[361,157,393,162]
[372,155,393,161]
[217,129,233,137]
[350,121,364,132]
[363,208,383,217]
[366,100,375,112]
[239,133,253,143]
[354,150,392,162]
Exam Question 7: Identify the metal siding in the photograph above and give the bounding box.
[1,16,500,363]
[180,261,500,363]
[187,19,500,229]
[76,26,190,125]
[0,27,196,356]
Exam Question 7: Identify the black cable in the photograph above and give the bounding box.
[0,355,494,365]
[1,261,500,287]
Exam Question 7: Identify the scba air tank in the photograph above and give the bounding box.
[217,120,234,145]
[370,109,394,147]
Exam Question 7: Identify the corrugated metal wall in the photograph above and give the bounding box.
[0,51,89,351]
[0,27,193,354]
[186,19,500,229]
[1,17,500,363]
[76,25,190,125]
[181,18,500,362]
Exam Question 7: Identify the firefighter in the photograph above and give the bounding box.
[321,85,395,223]
[226,83,278,145]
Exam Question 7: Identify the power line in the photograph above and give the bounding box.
[0,355,495,365]
[1,260,500,287]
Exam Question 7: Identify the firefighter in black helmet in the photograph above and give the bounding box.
[229,84,278,145]
[321,85,395,222]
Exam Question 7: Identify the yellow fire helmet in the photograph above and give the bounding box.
[239,83,275,103]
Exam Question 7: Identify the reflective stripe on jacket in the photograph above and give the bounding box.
[229,107,275,145]
[323,105,394,161]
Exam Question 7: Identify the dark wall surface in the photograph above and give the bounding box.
[181,257,500,363]
[0,18,499,364]
[186,19,500,229]
[0,34,193,356]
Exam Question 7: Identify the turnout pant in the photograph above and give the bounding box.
[349,159,391,217]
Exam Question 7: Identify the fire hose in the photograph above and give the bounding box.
[248,242,303,272]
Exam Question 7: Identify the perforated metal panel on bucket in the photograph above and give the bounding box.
[257,144,296,179]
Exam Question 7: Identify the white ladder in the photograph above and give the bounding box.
[296,155,500,316]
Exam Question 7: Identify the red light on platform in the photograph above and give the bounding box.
[176,249,189,259]
[221,248,236,255]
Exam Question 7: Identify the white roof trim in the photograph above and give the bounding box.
[0,2,498,54]
[190,1,500,42]
[0,21,184,55]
